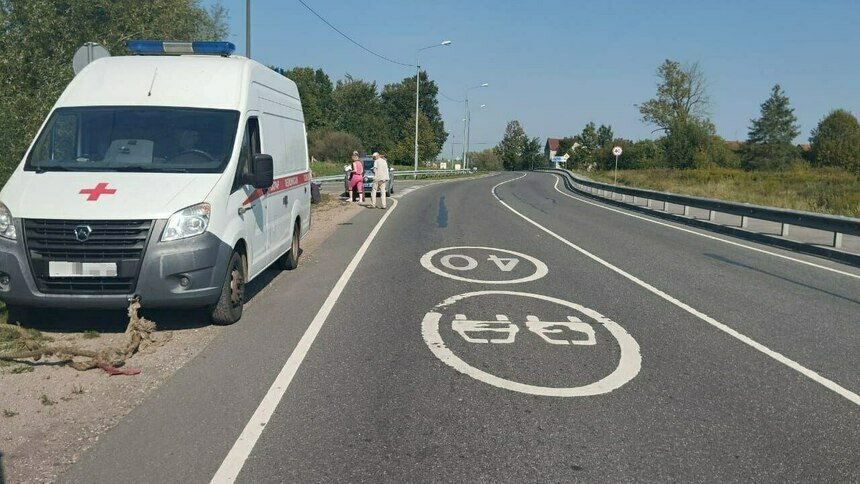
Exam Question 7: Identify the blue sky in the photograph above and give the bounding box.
[208,0,860,156]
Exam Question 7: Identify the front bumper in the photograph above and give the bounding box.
[0,219,231,309]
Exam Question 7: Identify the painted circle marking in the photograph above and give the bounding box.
[422,291,641,397]
[420,247,548,284]
[440,254,478,271]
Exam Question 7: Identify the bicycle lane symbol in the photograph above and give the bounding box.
[422,291,642,397]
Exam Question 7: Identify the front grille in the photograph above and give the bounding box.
[23,219,153,294]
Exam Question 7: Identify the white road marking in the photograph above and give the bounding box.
[494,173,860,406]
[423,291,641,397]
[487,254,519,272]
[548,173,860,281]
[440,254,479,271]
[420,246,548,284]
[211,199,400,483]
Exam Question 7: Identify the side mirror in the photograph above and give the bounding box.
[250,154,274,189]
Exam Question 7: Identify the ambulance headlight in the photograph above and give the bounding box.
[162,203,210,242]
[0,203,16,240]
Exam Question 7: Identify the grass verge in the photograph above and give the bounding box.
[576,167,860,217]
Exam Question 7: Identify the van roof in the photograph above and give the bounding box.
[56,55,299,111]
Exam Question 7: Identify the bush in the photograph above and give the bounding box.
[810,109,860,171]
[308,130,363,163]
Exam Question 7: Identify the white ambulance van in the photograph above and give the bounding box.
[0,41,311,325]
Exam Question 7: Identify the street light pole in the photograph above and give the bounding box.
[246,0,251,58]
[414,40,451,179]
[462,83,488,170]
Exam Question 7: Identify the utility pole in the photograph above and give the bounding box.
[245,0,251,58]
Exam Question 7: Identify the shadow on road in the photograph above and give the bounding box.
[704,253,860,305]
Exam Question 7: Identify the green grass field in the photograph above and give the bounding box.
[576,167,860,217]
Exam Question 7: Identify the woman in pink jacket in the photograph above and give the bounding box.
[347,151,365,203]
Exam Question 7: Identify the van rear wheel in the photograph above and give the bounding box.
[278,221,301,270]
[210,251,245,325]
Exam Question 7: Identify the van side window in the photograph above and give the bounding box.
[232,117,260,192]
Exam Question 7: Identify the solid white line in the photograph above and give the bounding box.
[211,199,400,483]
[546,173,860,280]
[493,173,860,406]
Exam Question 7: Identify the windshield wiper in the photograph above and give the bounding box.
[34,165,70,173]
[113,166,191,173]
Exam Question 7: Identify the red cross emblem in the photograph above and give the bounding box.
[79,183,117,201]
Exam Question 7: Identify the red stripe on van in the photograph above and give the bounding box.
[242,171,311,206]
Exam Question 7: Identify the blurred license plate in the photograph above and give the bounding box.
[48,261,117,278]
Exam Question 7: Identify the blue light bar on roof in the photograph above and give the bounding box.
[126,40,236,56]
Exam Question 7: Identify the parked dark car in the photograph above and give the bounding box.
[344,156,394,199]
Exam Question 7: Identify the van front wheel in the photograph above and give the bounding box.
[278,221,301,270]
[210,251,245,325]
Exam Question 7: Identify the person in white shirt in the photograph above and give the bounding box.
[370,152,390,209]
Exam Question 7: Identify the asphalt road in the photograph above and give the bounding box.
[59,172,860,483]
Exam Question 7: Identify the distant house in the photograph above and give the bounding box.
[724,140,743,151]
[545,138,560,161]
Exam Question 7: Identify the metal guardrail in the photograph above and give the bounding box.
[312,169,472,183]
[543,168,860,266]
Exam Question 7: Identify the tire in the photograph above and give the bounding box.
[209,251,246,325]
[278,221,301,270]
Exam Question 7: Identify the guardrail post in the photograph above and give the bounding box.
[781,223,790,237]
[646,199,652,208]
[708,210,716,222]
[833,232,843,249]
[741,216,750,229]
[683,205,690,217]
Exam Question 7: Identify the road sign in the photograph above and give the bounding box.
[612,146,623,157]
[551,156,565,163]
[72,42,110,75]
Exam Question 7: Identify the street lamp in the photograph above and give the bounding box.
[245,0,251,57]
[415,40,451,178]
[463,83,488,169]
[465,104,486,170]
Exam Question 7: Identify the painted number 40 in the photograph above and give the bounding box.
[440,254,519,272]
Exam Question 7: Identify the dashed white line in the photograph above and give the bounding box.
[493,173,860,406]
[547,173,860,281]
[211,199,400,483]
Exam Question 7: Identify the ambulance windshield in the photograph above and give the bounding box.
[25,107,240,173]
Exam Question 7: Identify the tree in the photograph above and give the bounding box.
[331,76,390,152]
[809,109,860,171]
[0,0,229,184]
[556,136,578,157]
[308,130,363,163]
[597,124,614,148]
[637,59,710,133]
[743,84,800,170]
[380,71,447,159]
[469,148,502,171]
[522,136,544,170]
[572,122,598,166]
[283,67,333,132]
[388,113,438,165]
[660,118,715,169]
[495,120,527,171]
